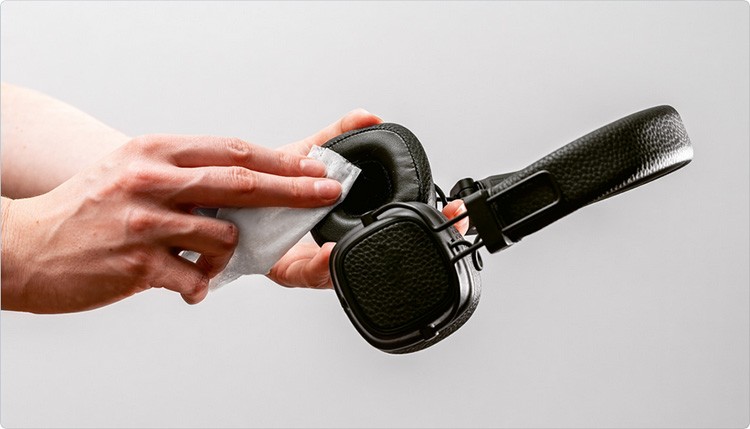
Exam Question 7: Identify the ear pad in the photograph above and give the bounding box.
[311,123,435,245]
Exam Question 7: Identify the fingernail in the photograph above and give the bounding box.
[314,179,341,200]
[300,159,327,177]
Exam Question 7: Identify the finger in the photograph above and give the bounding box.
[182,283,209,305]
[150,252,210,304]
[162,214,238,276]
[194,253,227,283]
[267,242,320,287]
[310,108,384,146]
[303,242,335,289]
[171,166,342,208]
[268,242,334,289]
[442,200,469,235]
[280,108,383,155]
[146,134,328,177]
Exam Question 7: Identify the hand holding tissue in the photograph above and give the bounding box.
[203,146,360,290]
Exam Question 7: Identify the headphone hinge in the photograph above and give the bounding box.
[464,170,564,253]
[449,178,481,200]
[463,189,512,253]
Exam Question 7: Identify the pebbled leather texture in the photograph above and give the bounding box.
[388,207,483,354]
[390,252,482,355]
[332,202,482,354]
[342,220,454,332]
[485,105,693,242]
[311,123,434,245]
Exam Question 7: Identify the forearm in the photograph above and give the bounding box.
[1,83,130,198]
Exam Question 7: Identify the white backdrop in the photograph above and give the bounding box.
[1,2,748,428]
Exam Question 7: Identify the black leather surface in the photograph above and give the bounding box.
[391,247,483,355]
[479,105,693,244]
[331,201,482,354]
[342,220,454,332]
[311,124,434,245]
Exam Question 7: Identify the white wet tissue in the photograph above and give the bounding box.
[182,146,360,290]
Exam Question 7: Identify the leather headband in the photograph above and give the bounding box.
[464,105,693,253]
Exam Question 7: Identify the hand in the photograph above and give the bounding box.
[267,108,469,289]
[1,134,344,313]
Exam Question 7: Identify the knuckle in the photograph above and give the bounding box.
[227,166,257,194]
[191,275,209,296]
[125,136,148,152]
[121,248,153,279]
[277,151,297,171]
[126,209,160,234]
[128,135,160,155]
[225,137,254,165]
[119,162,162,192]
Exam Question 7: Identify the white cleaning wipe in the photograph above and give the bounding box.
[205,146,360,290]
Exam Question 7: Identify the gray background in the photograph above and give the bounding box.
[1,1,748,428]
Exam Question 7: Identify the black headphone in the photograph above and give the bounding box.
[311,105,693,354]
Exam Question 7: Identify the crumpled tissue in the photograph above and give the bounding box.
[184,146,360,290]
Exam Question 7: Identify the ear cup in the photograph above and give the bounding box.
[311,123,435,245]
[329,202,481,354]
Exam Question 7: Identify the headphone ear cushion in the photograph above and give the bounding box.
[311,123,434,245]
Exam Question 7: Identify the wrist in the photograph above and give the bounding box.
[1,196,32,310]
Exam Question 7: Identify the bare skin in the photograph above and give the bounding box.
[1,83,466,313]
